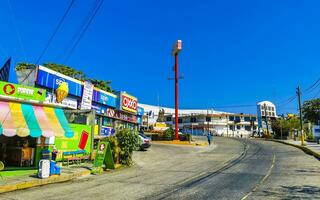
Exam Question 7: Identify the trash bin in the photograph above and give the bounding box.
[38,159,50,179]
[50,161,61,175]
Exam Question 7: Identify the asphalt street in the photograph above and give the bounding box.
[1,137,319,200]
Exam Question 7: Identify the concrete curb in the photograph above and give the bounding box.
[0,170,91,194]
[267,139,320,160]
[152,140,208,146]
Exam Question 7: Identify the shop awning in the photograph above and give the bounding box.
[0,101,74,138]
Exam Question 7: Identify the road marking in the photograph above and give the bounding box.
[241,153,276,200]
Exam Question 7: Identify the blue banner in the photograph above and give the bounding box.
[92,90,117,108]
[36,67,83,97]
[137,106,144,116]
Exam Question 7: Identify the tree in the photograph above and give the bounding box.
[15,62,36,71]
[43,63,86,80]
[302,98,320,124]
[271,117,300,139]
[85,78,112,92]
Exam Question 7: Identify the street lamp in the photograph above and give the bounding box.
[172,40,182,140]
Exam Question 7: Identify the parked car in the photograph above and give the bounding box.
[138,131,151,150]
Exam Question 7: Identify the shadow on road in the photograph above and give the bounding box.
[259,185,320,199]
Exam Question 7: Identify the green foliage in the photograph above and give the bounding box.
[85,78,112,92]
[103,136,121,164]
[15,62,36,71]
[116,129,139,166]
[179,133,192,141]
[43,63,86,80]
[271,118,300,139]
[302,98,320,124]
[163,128,174,140]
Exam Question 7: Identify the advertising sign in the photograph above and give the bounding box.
[45,92,78,109]
[92,89,117,108]
[100,126,115,137]
[0,81,46,102]
[107,108,137,123]
[91,103,107,114]
[137,106,144,116]
[36,65,83,97]
[80,81,94,110]
[93,141,108,167]
[121,93,138,114]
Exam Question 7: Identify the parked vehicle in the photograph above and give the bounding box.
[138,131,151,150]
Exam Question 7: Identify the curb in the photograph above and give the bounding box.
[152,140,208,146]
[267,139,320,160]
[0,170,90,194]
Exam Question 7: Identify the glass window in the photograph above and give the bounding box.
[235,116,241,122]
[245,126,251,131]
[178,118,182,123]
[251,117,256,121]
[190,117,196,123]
[244,116,251,122]
[206,117,211,122]
[271,107,274,111]
[166,116,172,122]
[237,125,241,130]
[229,125,234,130]
[229,116,234,121]
[262,111,265,116]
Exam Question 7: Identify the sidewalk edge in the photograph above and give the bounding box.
[267,139,320,160]
[0,170,90,194]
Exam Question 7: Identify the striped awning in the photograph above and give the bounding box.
[0,101,74,138]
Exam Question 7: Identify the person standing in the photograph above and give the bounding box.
[207,131,212,145]
[52,146,58,162]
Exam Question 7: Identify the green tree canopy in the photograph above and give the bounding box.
[15,62,36,71]
[302,98,320,124]
[43,63,86,80]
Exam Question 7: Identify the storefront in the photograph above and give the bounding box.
[0,81,74,167]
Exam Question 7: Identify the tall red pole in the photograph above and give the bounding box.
[174,53,179,140]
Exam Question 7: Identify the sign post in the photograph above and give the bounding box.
[92,141,114,174]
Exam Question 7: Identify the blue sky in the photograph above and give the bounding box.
[0,0,319,114]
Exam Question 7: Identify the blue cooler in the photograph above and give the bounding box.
[50,161,61,175]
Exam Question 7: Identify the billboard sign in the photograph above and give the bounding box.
[121,93,137,114]
[92,89,117,108]
[45,92,78,109]
[36,66,83,97]
[80,81,94,110]
[137,106,144,116]
[106,108,137,123]
[0,81,46,102]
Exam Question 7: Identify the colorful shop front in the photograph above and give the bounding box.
[0,81,83,168]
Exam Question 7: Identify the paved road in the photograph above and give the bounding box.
[1,137,320,200]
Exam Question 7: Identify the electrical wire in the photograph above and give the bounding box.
[63,0,104,63]
[19,0,76,85]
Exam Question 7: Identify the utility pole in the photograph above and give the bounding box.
[264,103,270,137]
[297,86,304,145]
[171,40,182,140]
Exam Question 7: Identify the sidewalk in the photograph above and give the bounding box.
[270,139,320,160]
[0,164,91,194]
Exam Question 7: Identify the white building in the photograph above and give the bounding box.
[257,101,277,133]
[139,103,258,137]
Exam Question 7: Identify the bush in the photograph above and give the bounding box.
[116,129,139,166]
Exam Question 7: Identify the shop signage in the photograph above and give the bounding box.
[92,89,117,108]
[121,93,137,113]
[45,92,78,109]
[36,65,83,97]
[137,106,144,116]
[91,103,107,114]
[107,108,137,123]
[93,141,108,167]
[100,126,115,137]
[0,81,46,101]
[80,81,94,110]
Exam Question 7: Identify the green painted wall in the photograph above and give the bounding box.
[53,123,92,161]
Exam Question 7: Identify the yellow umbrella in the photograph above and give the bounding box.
[55,82,69,103]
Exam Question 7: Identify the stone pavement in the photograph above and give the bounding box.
[0,164,91,194]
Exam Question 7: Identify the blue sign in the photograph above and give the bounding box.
[137,106,144,116]
[91,103,107,114]
[92,90,117,108]
[36,66,83,97]
[136,116,142,125]
[100,126,115,137]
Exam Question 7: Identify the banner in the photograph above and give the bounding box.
[0,58,11,82]
[0,81,46,102]
[92,89,117,108]
[80,81,94,110]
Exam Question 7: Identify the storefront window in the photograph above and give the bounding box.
[102,117,113,127]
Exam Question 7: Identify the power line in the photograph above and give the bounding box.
[19,0,76,84]
[35,0,76,65]
[63,0,104,63]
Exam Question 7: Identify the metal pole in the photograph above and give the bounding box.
[174,53,179,140]
[297,86,304,145]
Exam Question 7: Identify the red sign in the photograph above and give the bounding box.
[107,108,137,123]
[122,94,137,113]
[3,84,15,95]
